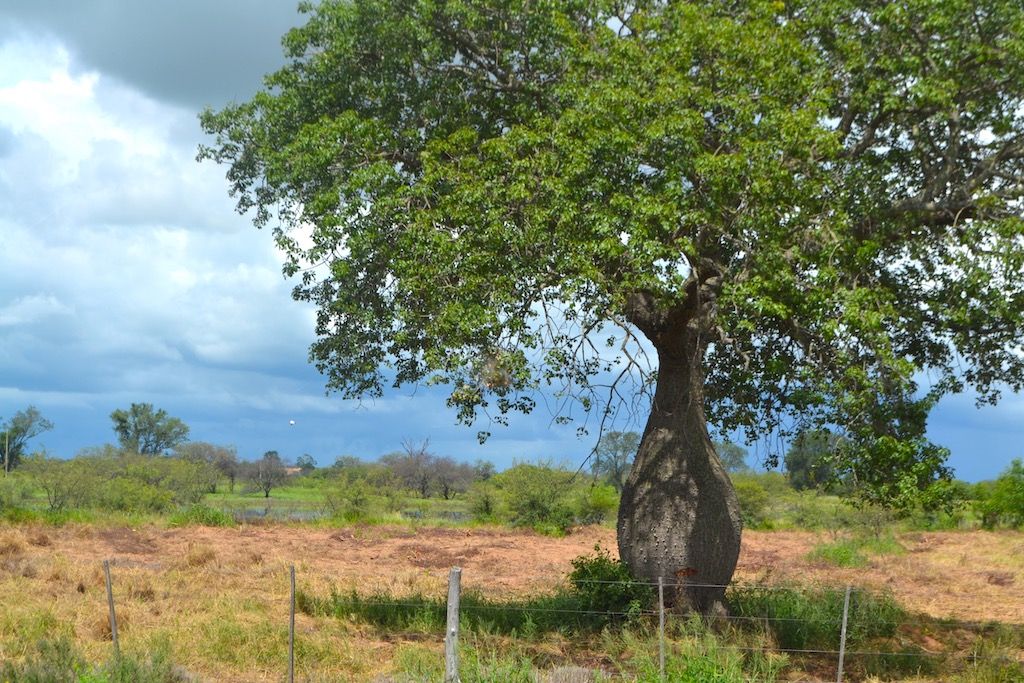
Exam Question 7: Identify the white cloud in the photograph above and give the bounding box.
[0,38,311,402]
[0,293,70,326]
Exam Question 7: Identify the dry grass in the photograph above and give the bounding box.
[0,529,26,558]
[0,522,1019,680]
[182,542,217,569]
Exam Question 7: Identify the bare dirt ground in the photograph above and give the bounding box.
[16,523,1024,623]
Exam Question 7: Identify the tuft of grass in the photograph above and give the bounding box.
[807,533,905,567]
[856,643,944,680]
[807,538,867,567]
[0,530,27,557]
[627,629,787,682]
[182,543,217,568]
[166,504,235,528]
[393,644,446,681]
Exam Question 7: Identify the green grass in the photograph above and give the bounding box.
[728,584,904,651]
[298,587,646,636]
[166,503,235,527]
[0,636,180,683]
[387,617,789,682]
[2,506,165,528]
[300,580,982,682]
[199,484,477,528]
[205,485,326,504]
[807,534,905,567]
[807,538,869,567]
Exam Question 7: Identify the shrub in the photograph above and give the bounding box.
[807,538,867,567]
[22,455,97,512]
[95,478,174,513]
[0,474,31,510]
[569,544,653,617]
[975,459,1024,529]
[733,476,770,528]
[571,482,619,525]
[466,482,499,522]
[492,463,576,533]
[324,480,373,521]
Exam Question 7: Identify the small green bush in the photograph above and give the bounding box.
[492,463,576,533]
[466,482,499,522]
[96,478,174,513]
[1,507,41,523]
[569,544,653,618]
[323,480,375,522]
[572,483,619,525]
[0,474,32,510]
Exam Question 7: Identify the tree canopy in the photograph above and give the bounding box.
[110,403,190,455]
[202,0,1024,501]
[592,430,640,492]
[714,441,751,475]
[1,406,53,471]
[245,450,288,498]
[201,0,1024,608]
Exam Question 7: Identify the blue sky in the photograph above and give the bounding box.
[0,2,1020,481]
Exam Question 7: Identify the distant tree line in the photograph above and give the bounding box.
[2,403,1022,531]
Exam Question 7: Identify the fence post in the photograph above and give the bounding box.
[445,567,462,683]
[288,565,296,683]
[836,585,852,683]
[103,559,119,659]
[658,576,666,681]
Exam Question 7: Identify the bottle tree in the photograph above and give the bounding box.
[201,0,1024,612]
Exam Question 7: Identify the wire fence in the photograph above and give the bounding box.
[97,560,1024,683]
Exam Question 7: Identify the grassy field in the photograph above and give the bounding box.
[1,470,1021,681]
[0,515,1021,682]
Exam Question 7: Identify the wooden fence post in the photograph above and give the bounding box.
[445,567,462,683]
[103,559,119,659]
[836,585,852,683]
[289,565,296,683]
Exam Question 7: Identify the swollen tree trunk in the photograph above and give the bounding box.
[617,323,742,614]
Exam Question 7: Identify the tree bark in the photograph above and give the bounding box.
[617,323,742,614]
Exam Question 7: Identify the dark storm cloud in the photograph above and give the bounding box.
[0,0,307,109]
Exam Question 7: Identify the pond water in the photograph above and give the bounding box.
[230,507,324,522]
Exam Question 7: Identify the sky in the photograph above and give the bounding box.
[0,2,1021,480]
